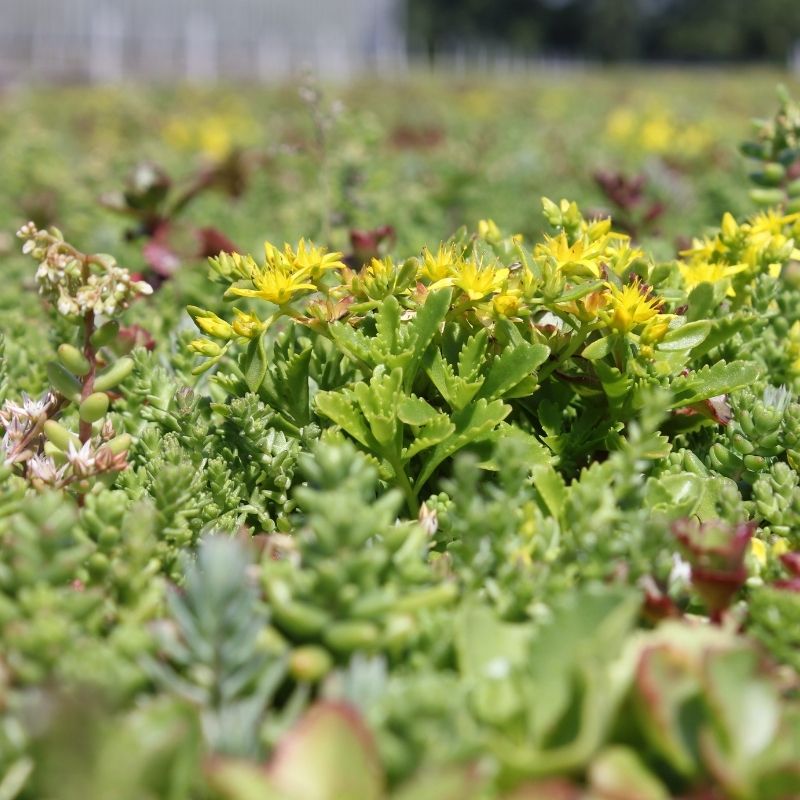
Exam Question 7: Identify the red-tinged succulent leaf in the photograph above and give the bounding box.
[197,226,238,259]
[347,225,396,267]
[115,324,156,354]
[673,394,732,426]
[267,701,384,800]
[773,577,800,592]
[640,576,682,624]
[673,518,755,620]
[388,125,444,150]
[392,766,485,800]
[205,758,283,800]
[588,746,669,800]
[143,237,181,277]
[779,551,800,576]
[632,644,702,777]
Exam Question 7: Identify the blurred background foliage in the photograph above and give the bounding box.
[407,0,800,63]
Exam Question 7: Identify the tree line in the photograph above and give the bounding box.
[406,0,800,63]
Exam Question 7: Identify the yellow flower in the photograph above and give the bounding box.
[534,231,605,277]
[640,115,674,153]
[605,107,636,143]
[199,116,232,159]
[678,260,747,293]
[603,279,662,334]
[420,244,459,285]
[364,256,396,282]
[773,537,789,558]
[286,239,346,280]
[748,209,800,238]
[751,538,767,567]
[493,292,521,317]
[582,216,613,242]
[227,257,315,307]
[604,239,645,276]
[453,259,509,301]
[640,314,673,344]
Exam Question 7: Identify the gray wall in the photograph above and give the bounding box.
[0,0,407,83]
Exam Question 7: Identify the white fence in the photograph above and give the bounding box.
[0,0,408,83]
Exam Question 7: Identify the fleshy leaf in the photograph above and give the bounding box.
[268,702,384,800]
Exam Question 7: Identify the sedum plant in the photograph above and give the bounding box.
[3,224,150,496]
[4,84,800,800]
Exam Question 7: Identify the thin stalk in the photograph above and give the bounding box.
[78,256,97,444]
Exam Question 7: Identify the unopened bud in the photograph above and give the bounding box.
[189,338,222,357]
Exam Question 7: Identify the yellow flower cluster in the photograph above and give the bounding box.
[217,239,346,307]
[604,106,715,159]
[602,279,663,335]
[679,210,800,293]
[162,111,258,159]
[418,247,509,302]
[534,222,642,279]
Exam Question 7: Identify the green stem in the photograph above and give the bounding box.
[538,323,591,382]
[388,454,419,517]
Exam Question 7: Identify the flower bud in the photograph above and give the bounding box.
[189,338,223,357]
[187,306,233,339]
[79,392,110,423]
[231,311,263,339]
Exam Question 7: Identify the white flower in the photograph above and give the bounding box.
[66,439,96,477]
[27,454,67,485]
